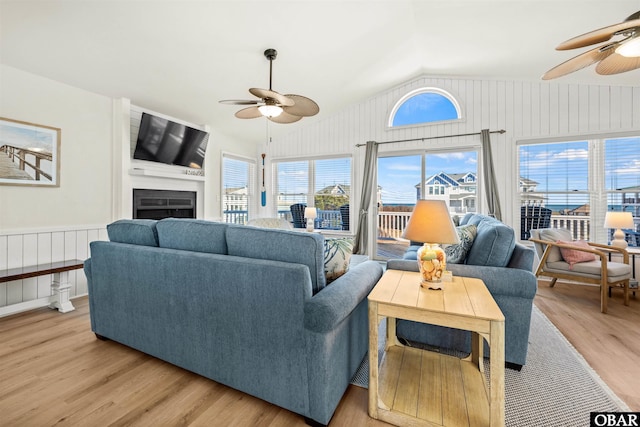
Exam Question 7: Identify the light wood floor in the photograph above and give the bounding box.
[0,282,637,426]
[534,279,640,411]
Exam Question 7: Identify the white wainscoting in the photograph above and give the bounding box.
[0,225,108,317]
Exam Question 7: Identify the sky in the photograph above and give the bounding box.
[378,151,478,205]
[0,121,55,152]
[520,137,640,206]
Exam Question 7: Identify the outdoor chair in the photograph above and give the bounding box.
[339,204,349,231]
[289,203,307,228]
[520,205,552,240]
[530,228,631,313]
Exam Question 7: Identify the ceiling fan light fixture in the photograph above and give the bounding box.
[616,36,640,57]
[258,105,283,117]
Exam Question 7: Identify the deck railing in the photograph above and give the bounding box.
[223,208,603,244]
[376,211,595,242]
[0,145,53,181]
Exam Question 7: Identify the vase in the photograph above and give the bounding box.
[416,243,446,286]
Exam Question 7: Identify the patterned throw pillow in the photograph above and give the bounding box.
[324,237,354,283]
[557,239,597,269]
[443,224,477,264]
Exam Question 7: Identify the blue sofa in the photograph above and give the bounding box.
[84,218,383,426]
[387,213,538,370]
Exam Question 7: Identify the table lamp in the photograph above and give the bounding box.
[402,200,460,288]
[304,207,317,232]
[604,211,634,248]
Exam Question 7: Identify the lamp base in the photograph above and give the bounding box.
[416,243,446,286]
[306,218,315,232]
[611,228,628,248]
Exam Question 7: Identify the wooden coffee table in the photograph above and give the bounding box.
[368,269,505,427]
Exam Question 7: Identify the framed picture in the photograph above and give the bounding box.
[0,117,61,187]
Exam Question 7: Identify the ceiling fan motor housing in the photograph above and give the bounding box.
[219,47,319,123]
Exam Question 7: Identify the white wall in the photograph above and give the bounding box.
[0,65,113,230]
[269,75,640,253]
[0,65,254,314]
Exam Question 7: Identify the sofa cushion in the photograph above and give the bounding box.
[464,216,516,267]
[226,227,326,294]
[557,239,596,268]
[538,228,573,263]
[107,219,158,247]
[324,237,354,283]
[443,224,477,264]
[156,218,229,254]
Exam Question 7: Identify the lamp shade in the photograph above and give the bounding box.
[304,207,318,219]
[603,211,634,229]
[402,200,460,244]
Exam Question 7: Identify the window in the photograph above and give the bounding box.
[222,154,255,224]
[376,149,479,259]
[388,88,461,127]
[275,157,351,230]
[518,135,640,244]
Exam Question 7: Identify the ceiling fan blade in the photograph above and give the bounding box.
[282,95,320,117]
[595,52,640,75]
[249,88,295,106]
[235,106,263,119]
[268,111,302,124]
[542,44,615,80]
[219,99,260,105]
[556,12,640,50]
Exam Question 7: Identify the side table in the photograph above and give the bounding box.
[368,269,505,427]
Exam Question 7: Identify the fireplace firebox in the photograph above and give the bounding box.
[133,189,196,220]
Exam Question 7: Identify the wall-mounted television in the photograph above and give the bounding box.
[133,112,209,169]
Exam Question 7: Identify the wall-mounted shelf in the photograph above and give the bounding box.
[129,168,205,181]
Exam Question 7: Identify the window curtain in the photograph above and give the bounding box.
[481,129,502,221]
[353,140,378,254]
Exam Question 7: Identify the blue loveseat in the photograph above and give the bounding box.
[84,218,383,426]
[387,213,538,369]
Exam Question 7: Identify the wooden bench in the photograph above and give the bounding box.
[0,259,84,313]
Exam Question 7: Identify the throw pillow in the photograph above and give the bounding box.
[557,239,597,269]
[443,224,477,264]
[324,237,354,283]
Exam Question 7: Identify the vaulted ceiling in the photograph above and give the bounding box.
[2,1,639,143]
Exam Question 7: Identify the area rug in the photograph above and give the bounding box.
[350,305,630,426]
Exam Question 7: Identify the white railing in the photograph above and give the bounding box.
[377,212,412,239]
[376,211,594,242]
[549,215,590,240]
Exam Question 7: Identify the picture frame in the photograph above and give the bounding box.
[0,117,61,187]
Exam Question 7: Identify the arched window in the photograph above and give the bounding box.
[388,88,461,127]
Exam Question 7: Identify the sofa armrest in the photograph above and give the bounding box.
[386,259,419,272]
[447,264,537,299]
[386,259,537,300]
[506,243,535,271]
[304,260,383,333]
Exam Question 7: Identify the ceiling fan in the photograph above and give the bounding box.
[219,48,319,124]
[542,10,640,80]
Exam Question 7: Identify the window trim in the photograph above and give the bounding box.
[387,87,463,129]
[221,151,257,224]
[516,130,640,244]
[272,154,353,232]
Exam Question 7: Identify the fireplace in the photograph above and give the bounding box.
[133,189,196,220]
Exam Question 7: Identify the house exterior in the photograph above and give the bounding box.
[413,172,541,215]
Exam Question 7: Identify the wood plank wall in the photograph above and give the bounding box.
[0,226,108,316]
[269,76,640,230]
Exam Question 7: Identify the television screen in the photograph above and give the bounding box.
[133,113,209,169]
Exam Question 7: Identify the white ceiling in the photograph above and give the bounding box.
[2,0,639,144]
